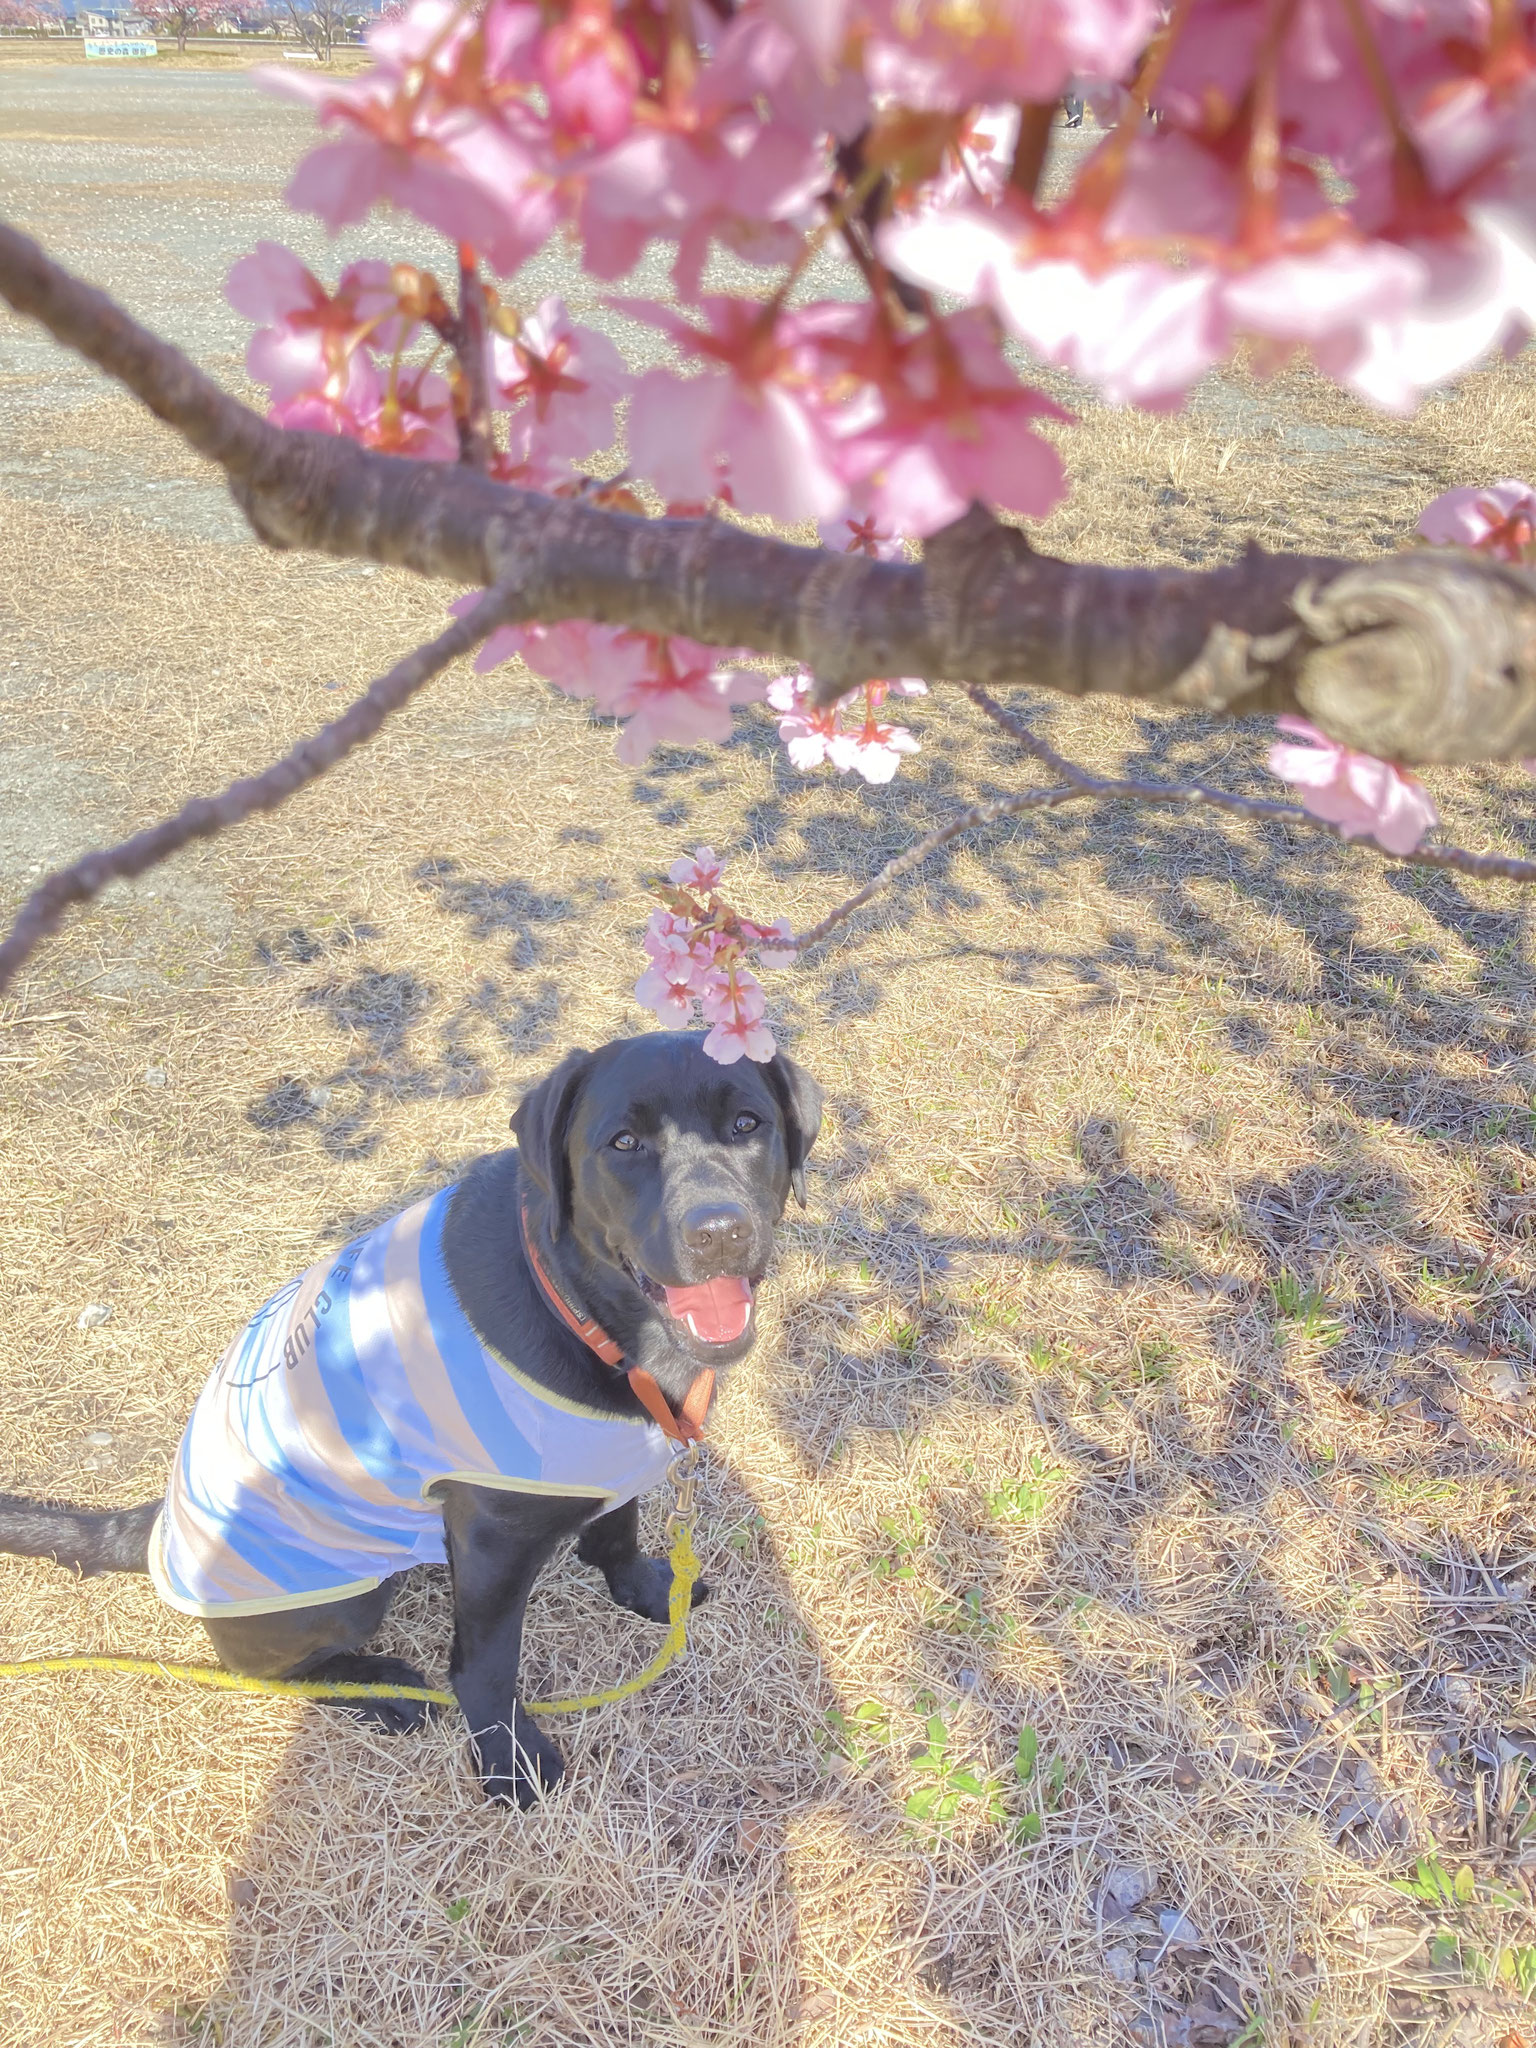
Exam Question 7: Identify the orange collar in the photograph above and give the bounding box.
[518,1201,712,1446]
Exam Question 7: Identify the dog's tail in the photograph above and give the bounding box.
[0,1493,159,1576]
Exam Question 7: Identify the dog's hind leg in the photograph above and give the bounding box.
[576,1496,710,1624]
[201,1579,436,1734]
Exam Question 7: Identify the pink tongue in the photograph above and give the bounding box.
[662,1275,753,1344]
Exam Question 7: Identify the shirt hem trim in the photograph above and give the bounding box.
[421,1472,618,1501]
[147,1512,389,1619]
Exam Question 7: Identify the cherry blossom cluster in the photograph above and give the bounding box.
[228,241,626,479]
[218,0,1536,1054]
[634,848,795,1065]
[768,670,926,785]
[447,600,767,761]
[228,0,1536,776]
[883,7,1536,418]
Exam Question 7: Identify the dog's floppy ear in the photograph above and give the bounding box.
[763,1049,823,1208]
[510,1047,594,1241]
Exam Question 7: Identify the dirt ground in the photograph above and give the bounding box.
[8,60,1536,2048]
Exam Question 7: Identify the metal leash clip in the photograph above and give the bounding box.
[663,1439,700,1546]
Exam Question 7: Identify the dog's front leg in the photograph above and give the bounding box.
[577,1496,711,1623]
[438,1481,594,1808]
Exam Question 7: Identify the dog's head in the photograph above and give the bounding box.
[512,1032,821,1373]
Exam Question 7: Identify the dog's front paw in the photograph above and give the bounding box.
[607,1553,711,1625]
[471,1705,565,1808]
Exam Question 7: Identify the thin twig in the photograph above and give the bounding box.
[964,681,1536,884]
[788,784,1090,952]
[0,587,527,997]
[454,247,494,472]
[1008,100,1058,201]
[784,680,1536,960]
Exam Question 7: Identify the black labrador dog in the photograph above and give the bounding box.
[0,1031,821,1806]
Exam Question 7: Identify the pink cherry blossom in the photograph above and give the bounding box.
[230,244,417,410]
[877,6,1536,420]
[1328,211,1536,416]
[269,387,370,438]
[228,243,406,344]
[818,305,1070,535]
[618,299,850,524]
[536,0,641,150]
[641,910,700,976]
[576,126,710,282]
[465,614,652,697]
[769,673,847,775]
[256,326,353,411]
[883,188,1536,416]
[1267,717,1440,855]
[901,104,1020,215]
[669,848,725,894]
[760,0,852,75]
[606,642,765,766]
[264,340,455,459]
[1417,479,1536,563]
[829,720,921,784]
[226,240,329,328]
[816,509,907,560]
[882,205,1227,410]
[703,1012,778,1066]
[365,0,487,77]
[490,297,630,466]
[577,18,829,295]
[634,958,696,1026]
[698,967,768,1027]
[261,42,564,278]
[701,7,869,141]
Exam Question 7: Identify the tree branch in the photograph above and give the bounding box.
[0,587,528,997]
[8,219,1536,766]
[963,681,1536,884]
[782,685,1536,960]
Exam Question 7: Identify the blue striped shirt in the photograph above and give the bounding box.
[149,1187,673,1617]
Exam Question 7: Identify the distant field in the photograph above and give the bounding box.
[0,34,371,65]
[6,65,1536,2048]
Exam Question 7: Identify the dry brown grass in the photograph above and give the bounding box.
[8,314,1536,2048]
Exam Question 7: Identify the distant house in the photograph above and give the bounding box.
[81,9,151,29]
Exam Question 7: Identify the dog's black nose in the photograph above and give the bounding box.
[681,1203,752,1258]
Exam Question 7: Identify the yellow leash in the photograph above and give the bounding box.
[0,1511,702,1719]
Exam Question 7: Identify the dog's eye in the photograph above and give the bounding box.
[731,1112,761,1135]
[610,1131,640,1153]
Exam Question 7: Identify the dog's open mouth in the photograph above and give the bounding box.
[662,1276,754,1344]
[633,1269,756,1345]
